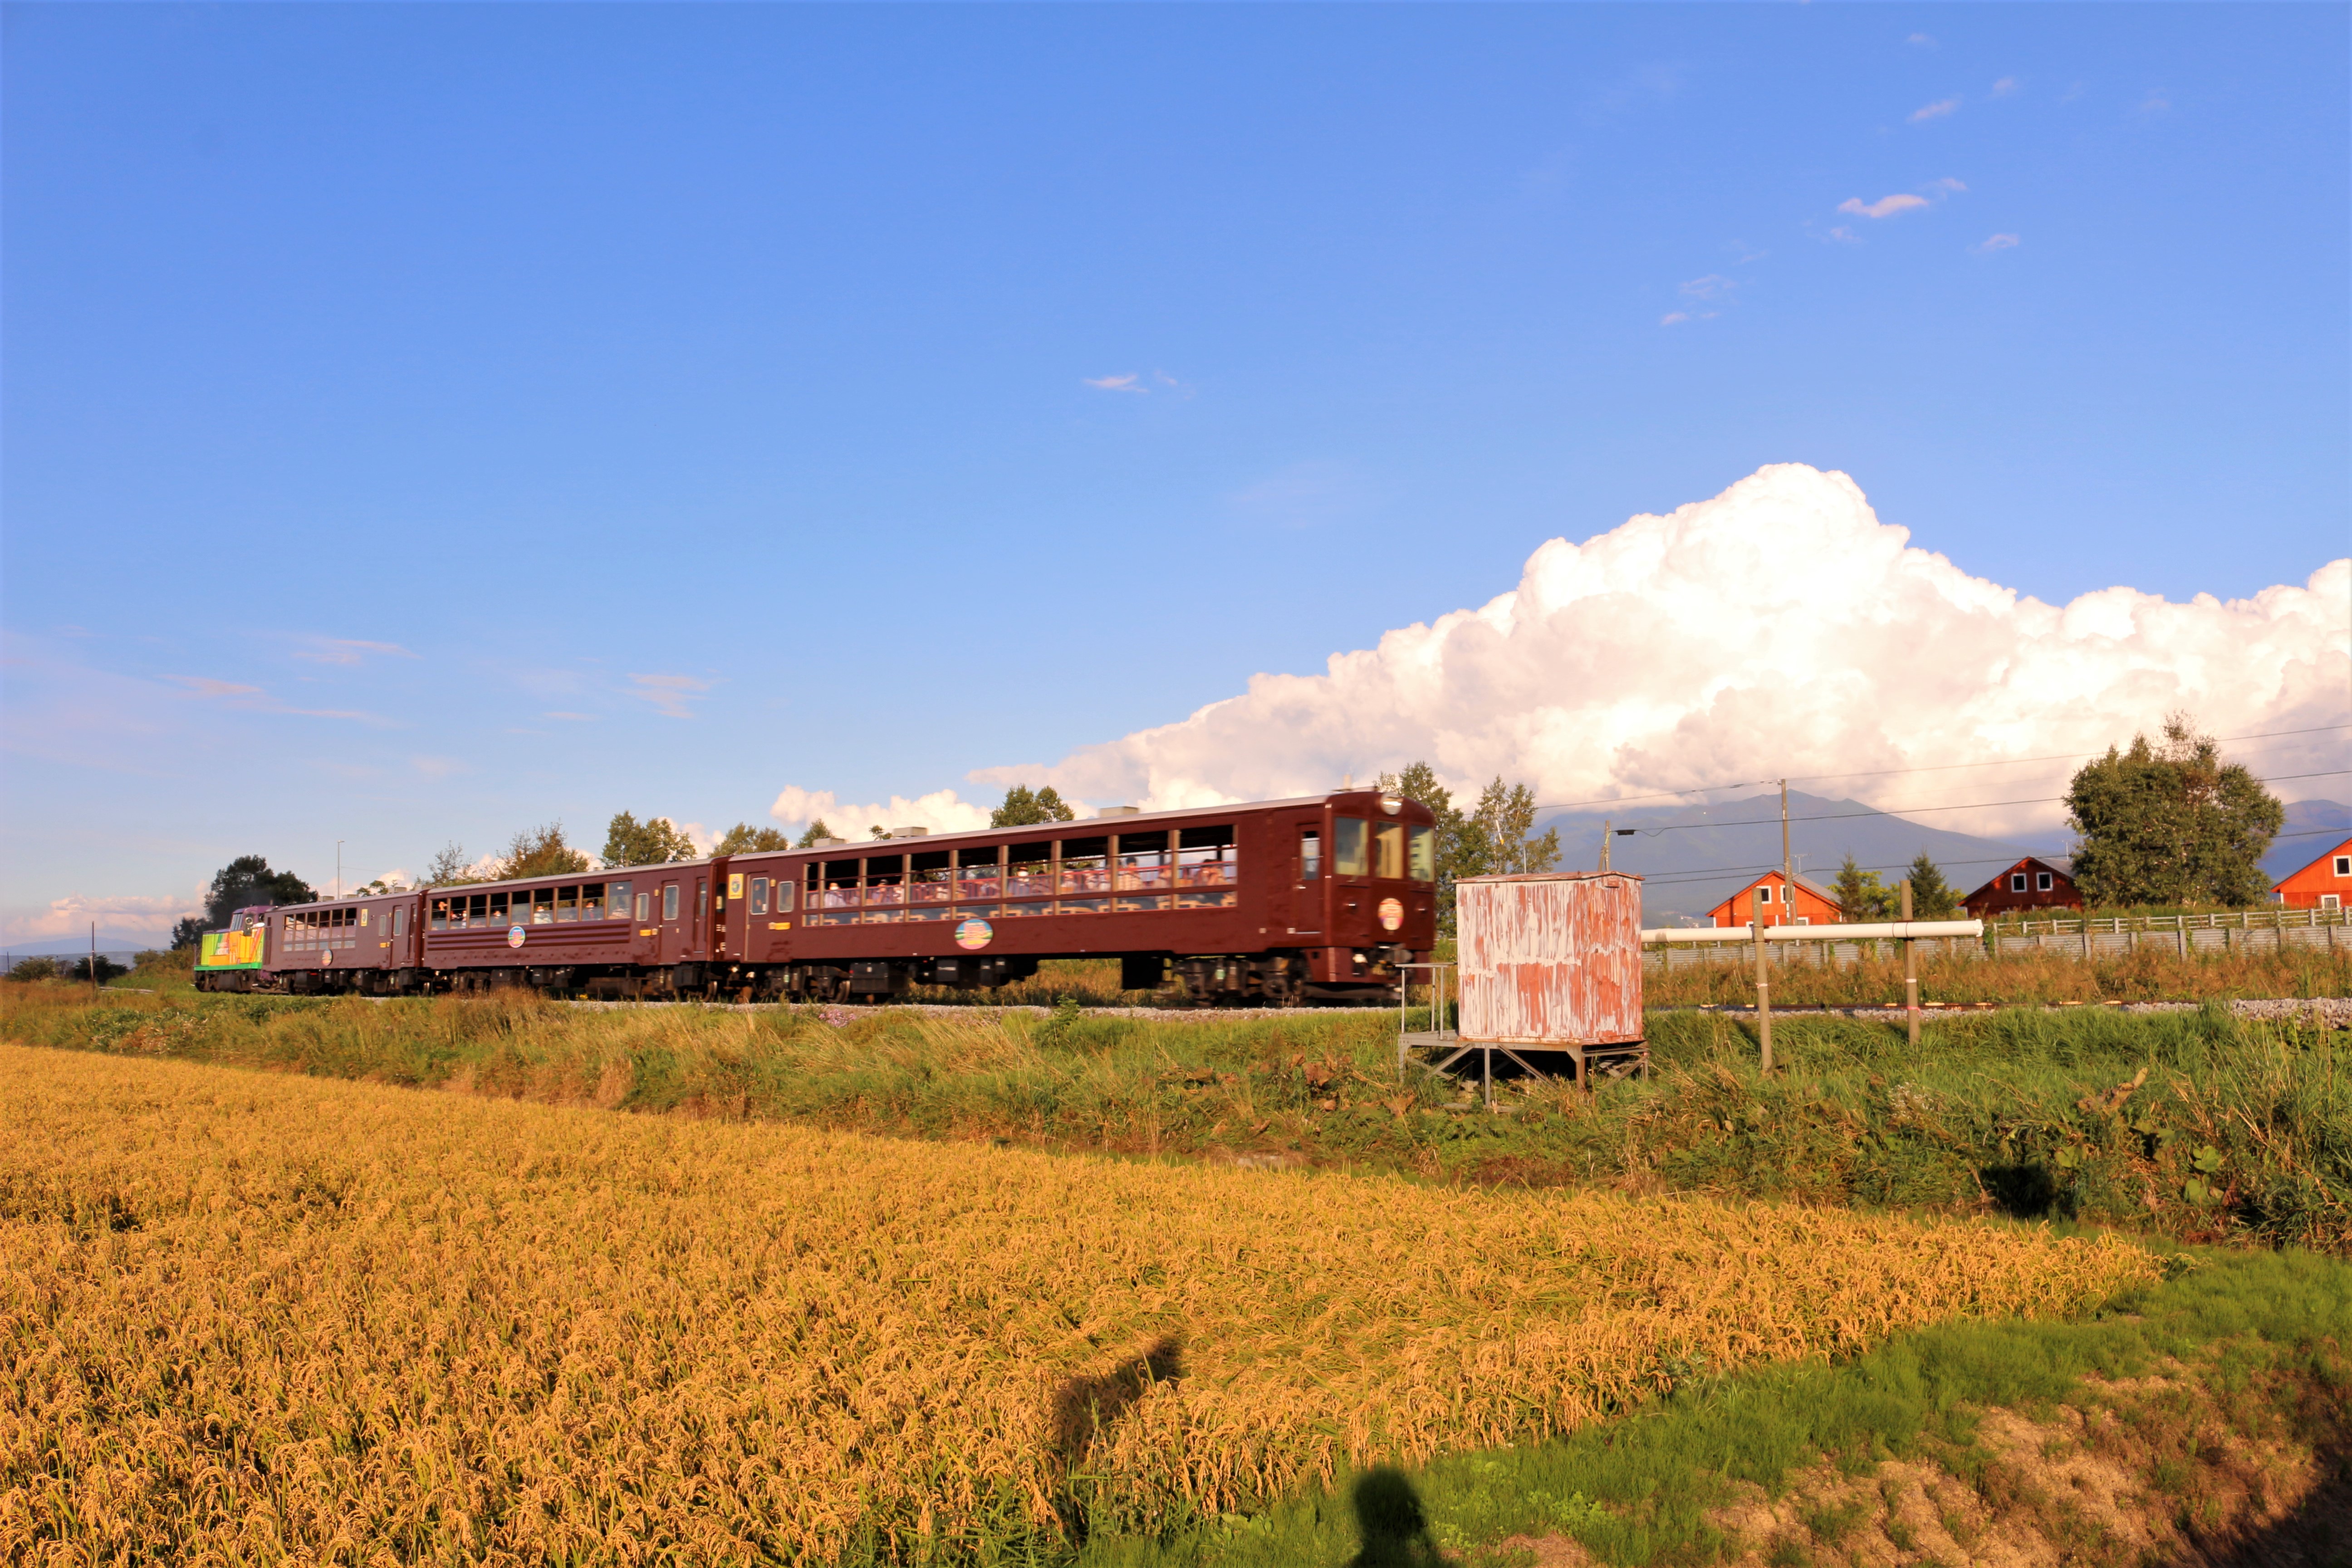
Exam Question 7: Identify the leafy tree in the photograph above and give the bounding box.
[1901,853,1959,918]
[795,818,838,848]
[172,855,318,947]
[2066,714,2283,907]
[65,954,130,984]
[603,812,699,867]
[990,785,1077,828]
[712,822,793,854]
[499,822,593,880]
[8,956,59,981]
[1831,853,1895,921]
[425,842,476,886]
[1376,764,1557,933]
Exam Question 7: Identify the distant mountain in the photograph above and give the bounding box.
[1,931,173,959]
[1536,789,2071,928]
[2264,799,2350,882]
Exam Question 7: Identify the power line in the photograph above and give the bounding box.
[1609,769,2351,838]
[1624,823,2352,892]
[1533,722,2352,814]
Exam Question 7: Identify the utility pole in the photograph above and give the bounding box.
[336,840,343,900]
[1780,779,1792,903]
[1752,886,1773,1074]
[89,921,98,995]
[1600,820,1611,872]
[1901,879,1920,1049]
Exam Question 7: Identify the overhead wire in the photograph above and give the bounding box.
[1531,721,2352,814]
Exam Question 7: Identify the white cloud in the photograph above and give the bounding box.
[1908,98,1962,124]
[843,465,2352,845]
[1659,311,1695,327]
[165,673,390,725]
[2141,92,2171,113]
[1972,233,2022,254]
[1838,193,1931,220]
[1992,77,2021,97]
[292,637,417,666]
[626,673,712,718]
[769,786,995,839]
[1083,373,1144,393]
[1927,177,1968,194]
[1820,225,1862,245]
[3,891,199,944]
[1907,32,1938,48]
[1680,274,1737,301]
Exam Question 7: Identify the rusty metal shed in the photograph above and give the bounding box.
[1403,871,1647,1103]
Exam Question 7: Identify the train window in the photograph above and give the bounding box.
[1408,825,1435,882]
[1333,818,1368,877]
[662,883,680,921]
[1115,831,1169,892]
[909,849,952,906]
[864,855,906,907]
[533,888,555,925]
[956,846,1003,902]
[750,877,769,916]
[468,893,488,926]
[597,881,621,918]
[489,892,510,922]
[1299,828,1321,880]
[1373,822,1404,879]
[1005,843,1053,905]
[555,886,578,922]
[633,891,648,921]
[819,859,861,910]
[772,878,793,912]
[1058,837,1109,897]
[431,899,451,932]
[392,906,407,937]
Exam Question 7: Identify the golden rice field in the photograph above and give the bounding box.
[2,1044,2159,1565]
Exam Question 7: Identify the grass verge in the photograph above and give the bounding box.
[6,984,2349,1254]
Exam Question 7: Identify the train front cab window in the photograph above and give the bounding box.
[1332,817,1368,877]
[1408,825,1436,882]
[1373,822,1405,880]
[662,882,680,922]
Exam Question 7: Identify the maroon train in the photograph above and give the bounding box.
[196,790,1440,1005]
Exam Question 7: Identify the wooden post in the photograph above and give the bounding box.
[1600,820,1611,873]
[1780,779,1792,894]
[1901,881,1918,1048]
[1752,887,1773,1074]
[89,921,98,995]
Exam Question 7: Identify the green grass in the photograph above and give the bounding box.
[6,985,2349,1254]
[1073,1244,2352,1566]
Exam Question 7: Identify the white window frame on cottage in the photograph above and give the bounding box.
[2036,871,2053,892]
[2009,873,2028,892]
[2324,893,2342,910]
[2334,855,2351,877]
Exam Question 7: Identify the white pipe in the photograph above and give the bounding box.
[1641,919,1984,944]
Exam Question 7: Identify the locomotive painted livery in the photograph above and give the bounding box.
[193,790,1439,1006]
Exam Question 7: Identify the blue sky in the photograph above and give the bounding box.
[4,4,2347,939]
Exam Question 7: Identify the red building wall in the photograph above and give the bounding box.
[2274,838,2352,910]
[1963,858,2084,917]
[1706,872,1840,928]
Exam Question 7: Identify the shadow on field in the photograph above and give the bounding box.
[2196,1444,2352,1568]
[1348,1467,1450,1568]
[1050,1335,1186,1456]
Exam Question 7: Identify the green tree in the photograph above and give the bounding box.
[8,956,59,981]
[795,818,838,848]
[1831,853,1895,921]
[171,854,318,948]
[1376,764,1557,933]
[2066,714,2283,907]
[424,842,476,886]
[712,822,793,854]
[603,812,699,867]
[990,785,1077,828]
[1901,853,1959,918]
[499,822,593,880]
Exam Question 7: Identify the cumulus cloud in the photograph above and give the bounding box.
[3,891,199,944]
[775,466,2350,846]
[769,786,995,839]
[1838,193,1931,220]
[626,673,712,718]
[1083,373,1144,392]
[1908,98,1962,123]
[1992,77,2021,97]
[1972,233,2022,254]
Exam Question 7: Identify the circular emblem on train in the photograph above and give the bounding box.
[954,917,994,950]
[1377,896,1405,932]
[507,924,527,949]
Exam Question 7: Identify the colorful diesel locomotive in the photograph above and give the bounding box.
[193,790,1440,1005]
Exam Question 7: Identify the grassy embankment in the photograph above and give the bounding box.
[8,984,2348,1255]
[2,1044,2161,1564]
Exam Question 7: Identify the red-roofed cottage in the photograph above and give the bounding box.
[1706,871,1840,928]
[2272,837,2352,910]
[1962,856,2084,917]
